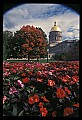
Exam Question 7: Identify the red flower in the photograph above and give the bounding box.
[28,96,34,105]
[37,78,43,82]
[62,77,68,82]
[72,76,79,82]
[62,75,71,82]
[17,80,24,88]
[64,87,71,95]
[52,111,57,117]
[22,78,29,83]
[9,86,18,94]
[47,80,55,86]
[70,81,75,84]
[63,107,73,116]
[38,102,44,107]
[56,88,66,98]
[41,96,49,102]
[33,94,39,103]
[40,107,48,117]
[73,103,79,107]
[3,96,7,104]
[28,71,33,76]
[37,71,42,76]
[21,73,26,76]
[28,94,39,105]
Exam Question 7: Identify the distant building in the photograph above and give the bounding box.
[49,21,62,47]
[48,21,79,60]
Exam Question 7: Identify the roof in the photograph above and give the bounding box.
[50,21,61,32]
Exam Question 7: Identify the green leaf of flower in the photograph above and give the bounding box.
[5,79,10,82]
[14,76,20,80]
[12,104,17,116]
[18,110,24,116]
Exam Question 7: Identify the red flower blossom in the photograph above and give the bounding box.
[33,94,39,103]
[72,76,79,82]
[28,94,39,105]
[62,75,71,82]
[22,78,29,83]
[64,87,71,95]
[17,80,24,88]
[21,73,26,76]
[40,107,48,117]
[49,71,52,75]
[37,71,42,76]
[63,107,73,116]
[47,80,55,86]
[41,96,49,102]
[52,111,57,117]
[3,71,11,77]
[56,88,66,98]
[62,77,68,82]
[73,103,79,107]
[28,96,34,105]
[28,71,33,76]
[9,86,18,95]
[70,81,75,84]
[38,102,44,107]
[37,78,43,82]
[3,96,7,104]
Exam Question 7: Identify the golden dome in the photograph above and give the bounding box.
[50,21,61,32]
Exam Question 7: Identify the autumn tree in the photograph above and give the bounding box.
[36,27,48,44]
[14,25,47,61]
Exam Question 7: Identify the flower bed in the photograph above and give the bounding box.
[3,61,79,117]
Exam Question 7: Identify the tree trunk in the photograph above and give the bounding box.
[28,53,30,62]
[37,57,39,62]
[37,55,39,62]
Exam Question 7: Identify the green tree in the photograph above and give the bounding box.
[12,31,27,58]
[3,31,13,60]
[36,27,48,43]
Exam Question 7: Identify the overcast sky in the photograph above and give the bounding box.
[3,4,80,41]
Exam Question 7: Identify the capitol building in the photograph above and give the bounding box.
[48,21,79,61]
[49,21,62,47]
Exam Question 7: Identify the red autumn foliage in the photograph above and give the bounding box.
[19,25,47,59]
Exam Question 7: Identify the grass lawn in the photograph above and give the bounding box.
[6,59,56,63]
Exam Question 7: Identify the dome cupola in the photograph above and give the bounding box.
[50,21,61,32]
[49,21,62,47]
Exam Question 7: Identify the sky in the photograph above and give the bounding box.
[3,4,80,41]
